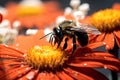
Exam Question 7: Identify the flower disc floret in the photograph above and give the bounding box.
[91,9,120,32]
[26,46,68,71]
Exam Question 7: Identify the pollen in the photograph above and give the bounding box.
[90,9,120,33]
[25,45,68,71]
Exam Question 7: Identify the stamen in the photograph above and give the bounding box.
[25,46,68,71]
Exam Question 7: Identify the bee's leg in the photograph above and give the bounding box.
[49,34,53,45]
[72,35,76,54]
[57,39,62,48]
[53,37,57,46]
[57,31,64,48]
[62,37,69,50]
[52,36,57,46]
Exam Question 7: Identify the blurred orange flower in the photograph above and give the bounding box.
[4,1,63,29]
[0,29,120,80]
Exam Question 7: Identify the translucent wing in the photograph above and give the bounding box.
[70,23,101,35]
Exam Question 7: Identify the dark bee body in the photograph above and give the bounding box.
[40,20,100,54]
[49,20,88,53]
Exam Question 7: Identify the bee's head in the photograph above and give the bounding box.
[53,27,61,35]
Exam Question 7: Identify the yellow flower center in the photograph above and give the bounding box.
[25,46,68,71]
[90,9,120,33]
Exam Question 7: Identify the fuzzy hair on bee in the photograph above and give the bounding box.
[40,20,101,54]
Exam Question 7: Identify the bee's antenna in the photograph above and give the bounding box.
[39,32,53,40]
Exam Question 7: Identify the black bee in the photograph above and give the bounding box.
[40,20,101,53]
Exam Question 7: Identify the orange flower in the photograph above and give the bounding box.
[89,9,120,50]
[4,1,63,29]
[0,29,120,80]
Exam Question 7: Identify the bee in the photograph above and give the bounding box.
[40,20,101,53]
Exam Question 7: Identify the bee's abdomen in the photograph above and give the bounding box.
[75,31,88,46]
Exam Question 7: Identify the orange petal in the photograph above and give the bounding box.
[64,67,108,80]
[70,52,120,72]
[106,64,120,72]
[103,33,114,50]
[114,31,120,48]
[87,42,105,49]
[36,72,60,80]
[18,70,39,80]
[0,60,22,71]
[0,44,24,58]
[64,68,94,80]
[89,33,106,43]
[73,47,93,57]
[0,65,31,80]
[73,51,119,63]
[81,51,115,58]
[89,34,99,43]
[56,71,74,80]
[69,61,104,68]
[37,72,60,80]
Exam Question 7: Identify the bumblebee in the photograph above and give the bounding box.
[40,20,101,53]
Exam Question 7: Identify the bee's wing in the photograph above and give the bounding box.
[71,23,101,35]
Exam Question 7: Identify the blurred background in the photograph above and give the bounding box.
[0,0,120,15]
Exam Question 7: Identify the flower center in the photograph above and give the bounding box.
[17,6,45,17]
[25,46,68,71]
[90,9,120,33]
